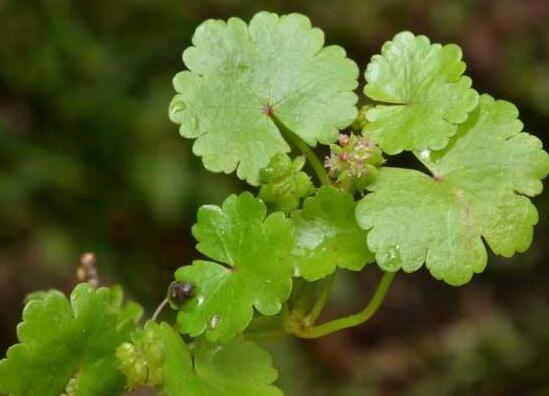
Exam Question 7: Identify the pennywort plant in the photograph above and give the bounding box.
[1,11,548,396]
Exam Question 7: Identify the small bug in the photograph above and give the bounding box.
[168,281,195,308]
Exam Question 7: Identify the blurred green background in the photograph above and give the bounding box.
[1,0,549,395]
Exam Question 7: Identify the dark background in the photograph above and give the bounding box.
[1,0,549,395]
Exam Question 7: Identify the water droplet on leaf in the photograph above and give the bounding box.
[170,102,186,117]
[210,314,221,329]
[377,246,401,271]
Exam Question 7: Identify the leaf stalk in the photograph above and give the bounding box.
[290,271,395,339]
[270,113,330,186]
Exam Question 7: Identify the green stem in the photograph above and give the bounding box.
[151,298,169,322]
[305,273,335,326]
[291,282,317,317]
[270,114,329,186]
[293,272,395,339]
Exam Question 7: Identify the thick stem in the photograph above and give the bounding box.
[270,113,329,186]
[292,272,395,339]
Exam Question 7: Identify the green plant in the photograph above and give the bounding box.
[1,11,547,396]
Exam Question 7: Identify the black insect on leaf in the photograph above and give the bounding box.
[168,281,195,308]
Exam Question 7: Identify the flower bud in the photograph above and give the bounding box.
[259,154,314,213]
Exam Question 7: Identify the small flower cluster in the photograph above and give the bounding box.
[325,133,384,193]
[116,324,165,390]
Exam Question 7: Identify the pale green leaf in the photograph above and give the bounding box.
[363,31,478,154]
[169,11,359,185]
[175,192,294,342]
[356,95,549,285]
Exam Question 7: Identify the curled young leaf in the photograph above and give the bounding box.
[170,11,359,185]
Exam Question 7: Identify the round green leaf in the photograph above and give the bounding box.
[0,284,143,396]
[175,192,294,342]
[292,186,374,281]
[356,95,549,285]
[169,11,359,185]
[363,31,479,154]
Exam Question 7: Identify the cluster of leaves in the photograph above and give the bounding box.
[1,11,548,396]
[0,284,281,396]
